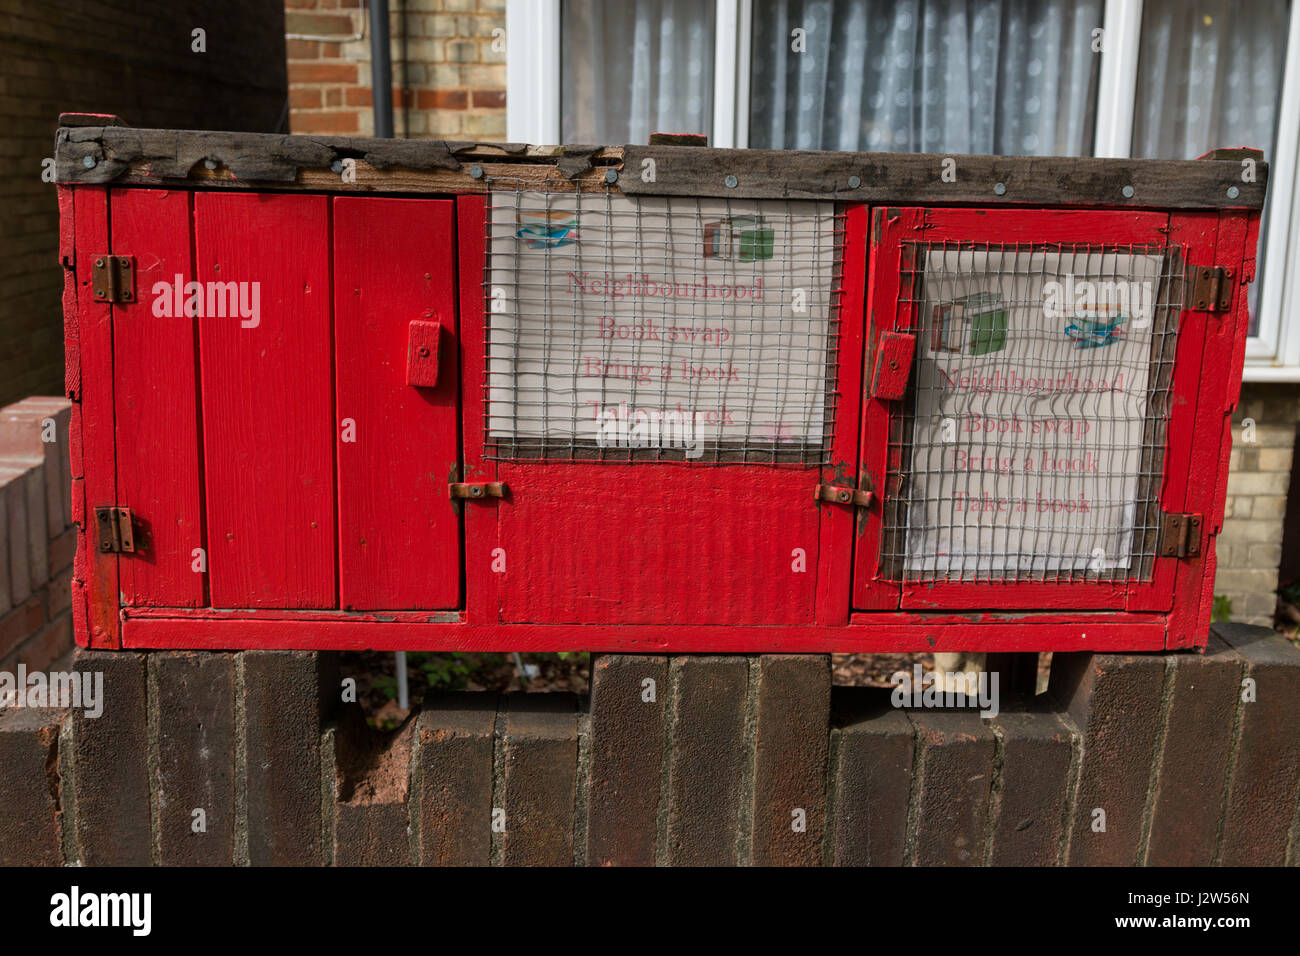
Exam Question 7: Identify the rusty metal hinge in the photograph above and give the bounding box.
[91,255,135,304]
[815,484,874,508]
[1159,512,1202,558]
[94,506,135,553]
[1189,265,1234,313]
[449,481,508,500]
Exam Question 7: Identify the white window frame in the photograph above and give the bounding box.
[507,0,1300,379]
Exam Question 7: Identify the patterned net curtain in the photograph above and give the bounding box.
[1132,0,1290,335]
[562,0,716,144]
[748,0,1103,155]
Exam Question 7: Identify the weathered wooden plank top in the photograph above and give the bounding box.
[55,123,1267,210]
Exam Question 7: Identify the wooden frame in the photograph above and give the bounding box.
[55,124,1262,653]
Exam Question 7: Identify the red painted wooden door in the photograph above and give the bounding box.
[854,207,1223,614]
[333,197,462,610]
[110,188,205,607]
[458,197,869,627]
[195,192,337,608]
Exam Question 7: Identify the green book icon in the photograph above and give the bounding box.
[961,291,1008,355]
[731,216,774,261]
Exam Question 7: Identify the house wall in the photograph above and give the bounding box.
[0,0,288,409]
[285,0,506,139]
[1220,382,1300,626]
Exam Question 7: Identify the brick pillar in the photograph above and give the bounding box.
[1216,383,1300,625]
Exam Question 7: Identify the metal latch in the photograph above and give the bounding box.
[449,482,509,500]
[91,255,135,304]
[815,484,873,508]
[1159,512,1202,558]
[1189,266,1234,313]
[94,506,135,553]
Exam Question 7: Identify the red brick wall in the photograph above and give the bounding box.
[0,0,289,408]
[0,398,75,672]
[286,0,506,138]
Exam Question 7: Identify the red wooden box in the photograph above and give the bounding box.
[54,121,1266,653]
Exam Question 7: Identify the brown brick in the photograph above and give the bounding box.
[1050,651,1165,866]
[289,87,322,109]
[0,461,48,593]
[501,693,577,866]
[67,650,152,865]
[415,693,495,866]
[1145,636,1243,866]
[242,650,334,866]
[0,486,9,614]
[16,611,72,671]
[1,467,33,602]
[284,12,356,35]
[330,712,415,867]
[285,39,320,59]
[47,526,76,578]
[1214,623,1300,865]
[288,61,359,84]
[988,709,1075,866]
[0,595,43,660]
[828,689,913,866]
[665,657,749,866]
[292,109,361,134]
[151,653,235,865]
[44,566,72,620]
[0,707,65,865]
[416,88,468,110]
[0,398,71,533]
[586,655,666,866]
[472,89,506,109]
[909,710,996,865]
[751,655,829,866]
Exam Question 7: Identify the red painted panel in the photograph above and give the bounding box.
[1129,212,1217,614]
[333,197,461,609]
[855,207,1182,613]
[120,611,1169,654]
[71,187,119,647]
[195,192,336,608]
[455,195,500,625]
[110,188,205,607]
[1168,210,1251,648]
[815,203,869,625]
[495,463,821,625]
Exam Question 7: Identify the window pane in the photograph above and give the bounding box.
[748,0,1102,154]
[1132,1,1289,161]
[1133,0,1291,336]
[562,0,715,144]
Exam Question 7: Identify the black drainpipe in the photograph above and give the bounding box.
[369,0,394,139]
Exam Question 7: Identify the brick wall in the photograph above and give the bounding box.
[2,625,1296,866]
[1217,382,1300,626]
[285,0,506,138]
[0,0,288,408]
[0,398,75,674]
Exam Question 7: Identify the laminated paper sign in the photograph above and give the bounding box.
[487,190,838,451]
[906,248,1167,576]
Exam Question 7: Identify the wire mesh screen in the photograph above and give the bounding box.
[880,242,1184,584]
[482,179,843,464]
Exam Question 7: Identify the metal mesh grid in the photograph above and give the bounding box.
[880,242,1184,584]
[482,178,844,465]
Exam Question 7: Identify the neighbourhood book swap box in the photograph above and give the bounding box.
[53,117,1266,653]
